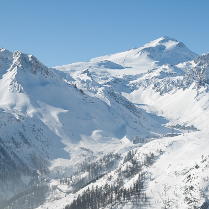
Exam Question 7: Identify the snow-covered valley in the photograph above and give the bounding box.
[1,37,209,209]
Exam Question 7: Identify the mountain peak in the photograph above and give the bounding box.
[138,36,198,65]
[142,36,189,52]
[10,50,51,77]
[144,36,180,49]
[90,37,198,69]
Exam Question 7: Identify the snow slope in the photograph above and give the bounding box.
[1,37,209,209]
[0,44,173,209]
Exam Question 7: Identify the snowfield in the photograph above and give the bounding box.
[1,37,209,209]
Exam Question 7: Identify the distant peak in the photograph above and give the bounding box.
[12,50,44,68]
[0,48,50,76]
[92,36,198,67]
[143,36,181,50]
[6,50,51,77]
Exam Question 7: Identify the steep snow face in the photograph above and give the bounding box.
[0,50,55,113]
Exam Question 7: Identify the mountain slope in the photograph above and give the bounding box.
[1,37,209,209]
[0,46,174,209]
[52,37,209,209]
[91,36,197,66]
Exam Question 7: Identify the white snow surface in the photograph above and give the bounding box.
[0,37,209,209]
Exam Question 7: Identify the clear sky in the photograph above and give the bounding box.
[0,0,209,66]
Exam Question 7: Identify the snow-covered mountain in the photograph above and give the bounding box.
[1,37,209,209]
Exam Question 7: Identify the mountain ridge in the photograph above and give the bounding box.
[0,37,209,209]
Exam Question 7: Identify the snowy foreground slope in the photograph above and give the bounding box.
[1,37,209,209]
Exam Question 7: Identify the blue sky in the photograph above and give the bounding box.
[0,0,209,66]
